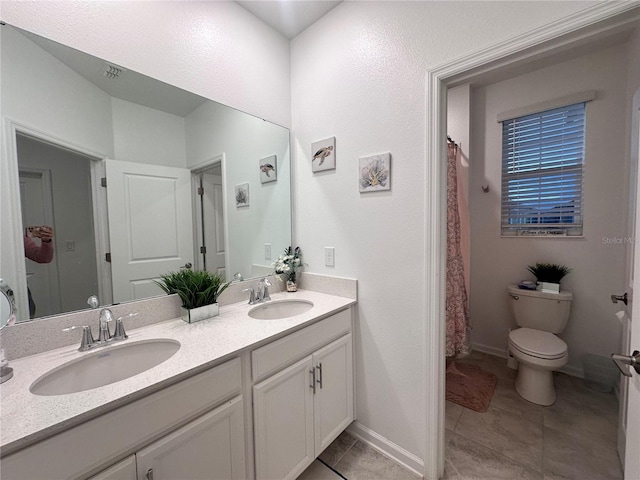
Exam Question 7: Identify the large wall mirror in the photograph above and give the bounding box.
[0,23,292,323]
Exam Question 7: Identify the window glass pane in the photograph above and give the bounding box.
[501,102,585,236]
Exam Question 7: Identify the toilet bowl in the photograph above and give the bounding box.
[508,327,568,405]
[506,285,572,406]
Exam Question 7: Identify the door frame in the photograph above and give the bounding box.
[190,154,230,277]
[3,118,110,320]
[423,4,640,479]
[18,167,62,316]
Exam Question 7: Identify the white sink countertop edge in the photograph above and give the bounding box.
[0,290,356,454]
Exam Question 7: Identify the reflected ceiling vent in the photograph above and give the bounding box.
[103,63,126,80]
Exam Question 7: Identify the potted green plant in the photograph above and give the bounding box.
[273,246,304,292]
[155,269,231,323]
[527,263,571,293]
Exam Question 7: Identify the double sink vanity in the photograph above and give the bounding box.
[0,281,357,480]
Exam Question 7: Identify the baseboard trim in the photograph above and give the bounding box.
[471,343,507,359]
[471,343,584,378]
[346,421,424,478]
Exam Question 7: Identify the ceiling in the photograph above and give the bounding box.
[235,1,342,39]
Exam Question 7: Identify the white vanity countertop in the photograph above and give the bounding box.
[0,290,356,455]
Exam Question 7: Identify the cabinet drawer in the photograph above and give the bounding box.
[252,308,351,382]
[2,357,241,480]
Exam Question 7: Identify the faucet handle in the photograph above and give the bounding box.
[260,278,272,302]
[113,313,138,341]
[243,288,256,305]
[63,325,95,351]
[87,295,99,309]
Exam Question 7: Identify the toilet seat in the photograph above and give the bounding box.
[509,327,567,360]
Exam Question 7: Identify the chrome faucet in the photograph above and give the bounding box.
[256,277,272,303]
[63,310,138,351]
[243,278,272,305]
[98,308,114,343]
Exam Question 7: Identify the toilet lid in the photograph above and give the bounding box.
[509,328,567,359]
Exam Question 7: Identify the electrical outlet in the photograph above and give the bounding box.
[325,247,335,267]
[264,243,271,260]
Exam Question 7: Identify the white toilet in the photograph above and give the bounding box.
[507,285,573,406]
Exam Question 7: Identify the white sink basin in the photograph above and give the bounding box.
[30,339,181,396]
[248,299,314,320]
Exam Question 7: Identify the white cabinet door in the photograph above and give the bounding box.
[313,334,354,455]
[253,356,315,480]
[105,159,194,302]
[88,456,137,480]
[136,396,245,480]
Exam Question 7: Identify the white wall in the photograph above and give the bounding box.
[469,44,630,375]
[111,98,187,168]
[185,101,291,278]
[291,0,598,465]
[0,0,291,128]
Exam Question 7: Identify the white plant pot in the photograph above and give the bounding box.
[181,303,219,323]
[538,282,560,294]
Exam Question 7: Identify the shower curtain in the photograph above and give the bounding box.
[446,143,470,357]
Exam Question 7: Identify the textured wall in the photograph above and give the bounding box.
[291,0,597,461]
[0,0,292,127]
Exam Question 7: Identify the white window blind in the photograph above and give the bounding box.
[501,102,585,236]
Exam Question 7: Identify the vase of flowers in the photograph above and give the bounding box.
[273,246,304,292]
[155,269,231,323]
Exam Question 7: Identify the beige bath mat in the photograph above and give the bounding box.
[446,362,497,413]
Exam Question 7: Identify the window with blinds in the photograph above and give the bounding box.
[501,102,585,236]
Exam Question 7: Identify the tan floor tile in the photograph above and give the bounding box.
[446,432,542,480]
[297,460,343,480]
[455,405,543,472]
[490,377,544,424]
[319,430,358,467]
[334,440,419,480]
[543,395,618,447]
[542,426,622,480]
[446,400,464,431]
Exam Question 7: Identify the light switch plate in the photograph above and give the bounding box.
[264,243,271,260]
[325,247,335,267]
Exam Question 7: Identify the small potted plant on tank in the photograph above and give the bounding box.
[155,269,231,323]
[527,263,571,294]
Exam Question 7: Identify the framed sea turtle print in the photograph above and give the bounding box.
[259,155,277,184]
[311,136,336,172]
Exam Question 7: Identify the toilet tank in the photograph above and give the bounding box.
[507,285,573,333]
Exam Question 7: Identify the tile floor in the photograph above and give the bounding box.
[445,351,622,480]
[298,351,622,480]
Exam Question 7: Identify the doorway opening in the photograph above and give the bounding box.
[16,132,105,319]
[191,155,228,279]
[425,5,640,479]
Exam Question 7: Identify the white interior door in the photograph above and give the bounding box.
[202,171,226,276]
[616,88,640,479]
[106,159,194,302]
[19,169,61,317]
